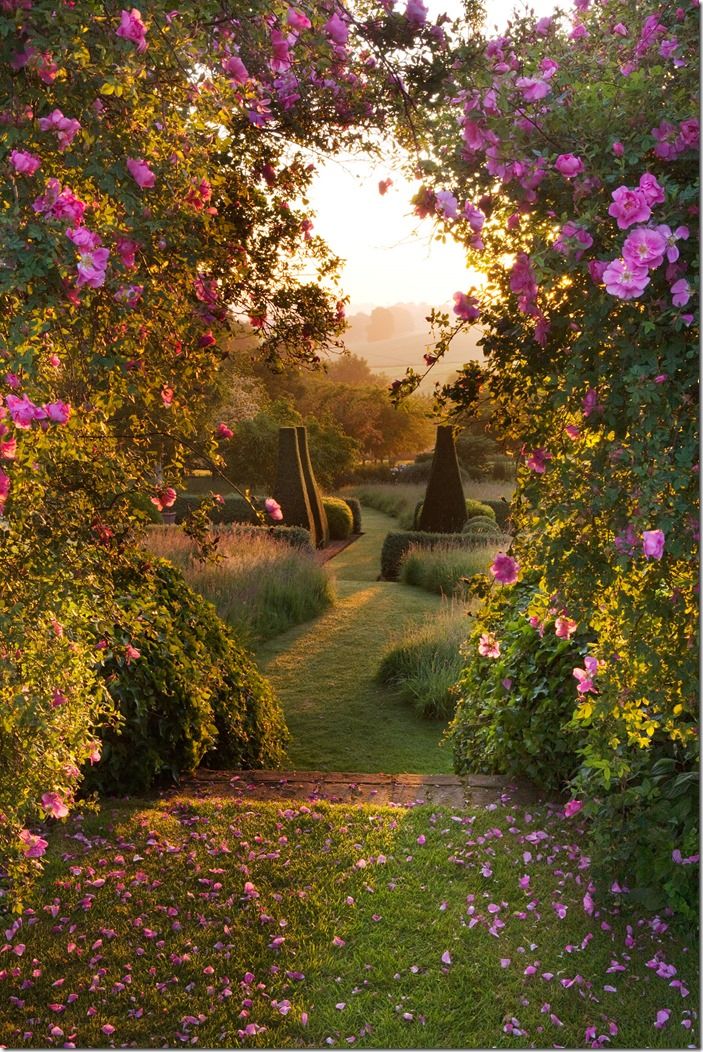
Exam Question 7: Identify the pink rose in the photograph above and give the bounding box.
[555,616,577,639]
[116,8,147,52]
[515,76,550,102]
[41,792,69,819]
[478,633,500,658]
[490,554,519,585]
[19,829,48,858]
[324,12,348,45]
[126,157,155,188]
[216,422,234,439]
[9,149,41,176]
[554,153,584,178]
[642,529,665,559]
[452,291,480,321]
[265,497,283,522]
[564,800,583,818]
[602,258,650,299]
[608,186,651,230]
[622,227,667,270]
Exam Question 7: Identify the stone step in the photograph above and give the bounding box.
[170,768,552,809]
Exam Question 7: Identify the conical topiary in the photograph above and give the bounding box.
[296,426,329,548]
[417,425,466,533]
[272,427,318,547]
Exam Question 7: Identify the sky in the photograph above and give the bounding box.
[307,0,559,312]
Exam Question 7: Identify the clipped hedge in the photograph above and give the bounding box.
[86,559,288,794]
[483,499,511,529]
[232,524,312,550]
[322,496,354,540]
[174,492,258,526]
[343,496,363,533]
[381,530,498,581]
[414,498,496,529]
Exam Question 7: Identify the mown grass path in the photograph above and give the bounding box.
[256,507,453,773]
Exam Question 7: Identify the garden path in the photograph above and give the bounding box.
[255,507,454,774]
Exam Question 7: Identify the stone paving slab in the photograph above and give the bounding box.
[172,768,551,809]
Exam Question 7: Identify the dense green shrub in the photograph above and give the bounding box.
[174,493,258,526]
[343,497,363,533]
[400,543,495,595]
[462,516,503,537]
[86,560,288,793]
[346,463,396,484]
[482,499,511,530]
[414,499,496,529]
[377,603,469,719]
[394,460,432,484]
[418,426,466,533]
[322,497,354,540]
[448,574,588,790]
[381,530,497,581]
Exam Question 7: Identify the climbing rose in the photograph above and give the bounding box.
[602,258,650,299]
[490,553,519,585]
[642,529,665,559]
[324,12,348,44]
[573,656,599,694]
[116,8,147,52]
[638,172,666,206]
[608,186,651,229]
[216,422,234,439]
[124,644,141,664]
[265,497,283,521]
[564,799,583,817]
[44,401,71,424]
[126,157,155,188]
[555,616,578,638]
[9,149,41,175]
[287,7,311,30]
[670,278,690,306]
[223,54,249,83]
[478,633,500,658]
[526,448,551,473]
[622,227,667,270]
[19,829,48,858]
[554,153,584,178]
[452,291,480,321]
[86,743,101,764]
[41,792,69,819]
[37,109,81,150]
[436,190,458,218]
[515,76,550,101]
[405,0,428,24]
[151,487,177,512]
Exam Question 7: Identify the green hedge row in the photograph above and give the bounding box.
[381,530,501,581]
[482,499,511,529]
[173,493,258,525]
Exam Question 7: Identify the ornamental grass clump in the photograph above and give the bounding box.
[377,599,471,718]
[399,541,497,595]
[145,525,334,644]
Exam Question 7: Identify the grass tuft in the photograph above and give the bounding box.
[399,542,498,596]
[377,599,471,718]
[145,525,334,644]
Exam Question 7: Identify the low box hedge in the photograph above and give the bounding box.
[322,496,354,540]
[381,529,500,581]
[483,499,511,529]
[342,496,362,533]
[174,493,258,526]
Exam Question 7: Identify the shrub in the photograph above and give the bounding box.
[380,530,499,581]
[345,463,396,484]
[465,499,495,520]
[417,426,467,533]
[273,427,318,546]
[414,500,497,529]
[145,526,331,644]
[393,460,432,484]
[448,573,588,790]
[85,559,288,795]
[322,497,354,540]
[400,543,496,595]
[462,516,503,536]
[377,601,470,719]
[482,499,511,530]
[174,493,258,526]
[342,497,363,533]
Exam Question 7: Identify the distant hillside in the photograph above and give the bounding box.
[344,326,483,390]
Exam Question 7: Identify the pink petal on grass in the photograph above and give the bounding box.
[441,950,452,965]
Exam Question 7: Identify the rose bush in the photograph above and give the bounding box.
[408,0,698,911]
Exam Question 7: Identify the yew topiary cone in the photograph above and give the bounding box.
[272,427,318,547]
[296,426,329,548]
[417,425,467,533]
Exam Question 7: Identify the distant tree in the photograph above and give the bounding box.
[367,306,395,342]
[326,353,382,386]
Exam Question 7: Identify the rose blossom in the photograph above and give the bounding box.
[608,186,651,229]
[602,258,650,299]
[554,153,584,178]
[490,553,519,584]
[642,529,665,559]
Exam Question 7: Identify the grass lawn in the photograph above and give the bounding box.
[2,794,696,1049]
[256,508,452,773]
